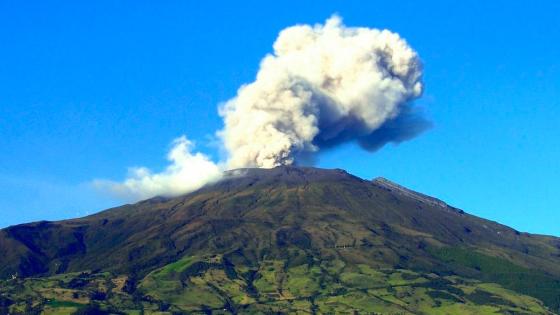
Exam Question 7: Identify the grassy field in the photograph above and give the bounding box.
[430,246,560,310]
[0,252,554,314]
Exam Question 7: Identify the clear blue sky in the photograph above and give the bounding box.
[1,1,559,235]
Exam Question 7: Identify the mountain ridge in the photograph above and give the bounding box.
[1,166,559,314]
[373,177,450,209]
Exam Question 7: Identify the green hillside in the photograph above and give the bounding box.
[0,254,553,314]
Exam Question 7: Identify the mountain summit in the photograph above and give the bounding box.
[1,166,559,314]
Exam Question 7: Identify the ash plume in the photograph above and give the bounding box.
[221,15,425,168]
[97,16,428,199]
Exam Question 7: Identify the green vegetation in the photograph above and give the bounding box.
[431,246,560,310]
[0,253,554,314]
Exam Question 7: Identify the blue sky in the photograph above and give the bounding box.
[1,1,559,234]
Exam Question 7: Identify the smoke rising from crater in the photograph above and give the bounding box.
[97,16,429,199]
[221,15,425,168]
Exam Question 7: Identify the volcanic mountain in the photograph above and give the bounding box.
[1,166,560,314]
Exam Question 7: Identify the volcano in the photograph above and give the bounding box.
[1,166,559,314]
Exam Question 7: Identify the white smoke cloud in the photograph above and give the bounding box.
[220,15,424,168]
[97,15,427,200]
[93,136,222,200]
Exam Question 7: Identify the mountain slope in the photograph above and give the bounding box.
[1,166,559,314]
